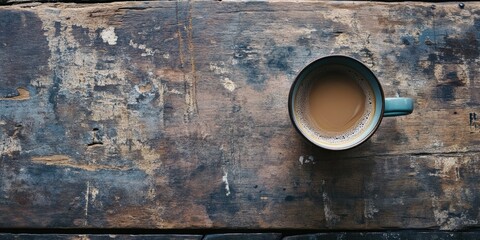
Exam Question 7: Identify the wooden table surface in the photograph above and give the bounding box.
[1,0,480,232]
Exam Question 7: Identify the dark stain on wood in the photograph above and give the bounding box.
[0,10,49,97]
[72,25,92,46]
[266,44,295,73]
[435,85,455,102]
[440,31,479,61]
[234,40,266,87]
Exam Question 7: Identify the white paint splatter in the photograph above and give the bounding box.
[322,191,340,227]
[129,40,155,56]
[73,235,91,240]
[1,134,22,157]
[163,53,170,59]
[222,171,231,196]
[168,88,182,95]
[439,158,457,173]
[432,140,444,148]
[433,208,449,228]
[431,195,478,230]
[209,62,229,74]
[90,186,99,202]
[100,27,117,45]
[299,155,315,165]
[222,78,236,92]
[429,158,459,179]
[84,181,90,226]
[364,198,379,219]
[264,26,317,41]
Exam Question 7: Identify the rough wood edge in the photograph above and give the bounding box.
[0,0,475,7]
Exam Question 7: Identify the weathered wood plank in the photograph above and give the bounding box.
[1,1,480,230]
[3,232,480,240]
[0,0,475,5]
[284,232,480,240]
[0,234,203,239]
[203,233,282,240]
[0,0,463,6]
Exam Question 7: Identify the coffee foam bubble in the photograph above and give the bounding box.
[293,65,376,147]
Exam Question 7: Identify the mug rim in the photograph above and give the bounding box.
[288,55,386,151]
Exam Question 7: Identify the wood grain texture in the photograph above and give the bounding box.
[1,1,480,230]
[203,233,282,240]
[283,232,480,240]
[0,234,203,239]
[0,0,461,6]
[3,232,480,240]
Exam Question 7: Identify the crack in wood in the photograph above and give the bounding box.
[176,1,198,122]
[186,1,198,120]
[469,112,478,131]
[176,2,185,69]
[31,155,132,171]
[87,128,104,147]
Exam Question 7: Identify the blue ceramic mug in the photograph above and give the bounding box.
[288,55,414,150]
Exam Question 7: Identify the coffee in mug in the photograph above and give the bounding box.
[289,56,414,150]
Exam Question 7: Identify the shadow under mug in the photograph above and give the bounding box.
[288,55,414,150]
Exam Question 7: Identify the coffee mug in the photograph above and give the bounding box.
[288,55,414,150]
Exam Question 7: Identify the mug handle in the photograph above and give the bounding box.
[384,98,414,117]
